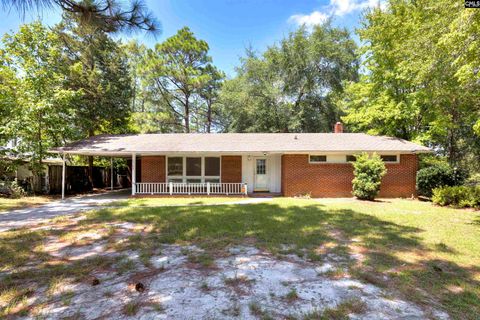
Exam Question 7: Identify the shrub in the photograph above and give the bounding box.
[432,186,480,209]
[0,179,27,198]
[416,163,467,197]
[466,173,480,186]
[10,179,27,198]
[352,153,387,201]
[418,155,449,170]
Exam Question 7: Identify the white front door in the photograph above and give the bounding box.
[254,158,269,191]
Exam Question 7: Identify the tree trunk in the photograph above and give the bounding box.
[447,100,459,164]
[206,101,212,133]
[87,129,94,189]
[87,156,94,189]
[185,96,190,133]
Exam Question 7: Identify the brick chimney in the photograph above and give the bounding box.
[334,122,343,133]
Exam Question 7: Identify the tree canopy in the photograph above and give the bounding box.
[219,24,358,133]
[1,0,160,34]
[132,27,225,133]
[0,22,78,174]
[1,0,480,190]
[340,0,480,170]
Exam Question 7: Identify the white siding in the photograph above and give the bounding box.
[242,154,281,193]
[307,153,400,163]
[268,154,282,192]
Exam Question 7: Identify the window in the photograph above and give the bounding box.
[346,155,356,162]
[309,155,327,163]
[205,157,220,176]
[168,157,183,176]
[256,159,266,174]
[186,157,201,176]
[167,156,221,183]
[381,155,398,163]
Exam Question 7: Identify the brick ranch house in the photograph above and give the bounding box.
[51,123,430,198]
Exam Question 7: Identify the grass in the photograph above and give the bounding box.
[81,197,480,319]
[302,298,367,319]
[0,197,479,319]
[122,301,141,316]
[285,288,299,302]
[0,196,51,212]
[186,252,215,268]
[249,301,272,319]
[110,197,246,207]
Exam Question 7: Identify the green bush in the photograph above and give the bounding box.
[0,179,27,198]
[432,186,480,209]
[466,173,480,186]
[352,153,387,201]
[416,163,467,197]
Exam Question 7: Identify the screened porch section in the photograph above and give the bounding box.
[133,155,247,196]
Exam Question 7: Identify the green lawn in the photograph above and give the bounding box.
[0,196,51,212]
[0,198,479,319]
[84,198,480,319]
[110,196,247,207]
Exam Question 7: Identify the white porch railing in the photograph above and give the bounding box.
[135,182,248,196]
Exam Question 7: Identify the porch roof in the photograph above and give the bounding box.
[49,133,431,156]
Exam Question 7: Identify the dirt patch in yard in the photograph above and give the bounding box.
[0,217,449,320]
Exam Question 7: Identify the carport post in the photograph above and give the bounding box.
[110,157,114,190]
[132,153,136,196]
[61,153,66,200]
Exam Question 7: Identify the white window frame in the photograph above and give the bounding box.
[167,156,221,183]
[309,155,327,163]
[380,154,400,163]
[346,155,357,162]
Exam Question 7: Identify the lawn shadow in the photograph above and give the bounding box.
[473,215,480,226]
[1,200,479,318]
[83,201,480,318]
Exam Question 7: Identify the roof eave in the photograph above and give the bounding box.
[48,149,432,156]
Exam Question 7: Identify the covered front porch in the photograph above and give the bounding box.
[132,153,281,196]
[56,151,281,199]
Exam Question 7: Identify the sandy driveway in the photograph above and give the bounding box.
[0,190,272,232]
[0,189,131,232]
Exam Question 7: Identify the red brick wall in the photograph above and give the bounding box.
[221,156,242,183]
[379,154,418,197]
[281,154,418,198]
[141,156,166,182]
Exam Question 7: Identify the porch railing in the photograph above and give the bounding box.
[135,182,248,196]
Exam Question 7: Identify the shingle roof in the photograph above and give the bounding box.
[50,133,430,155]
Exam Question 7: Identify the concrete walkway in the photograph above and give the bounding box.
[0,189,131,232]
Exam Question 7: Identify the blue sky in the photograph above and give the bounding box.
[0,0,381,76]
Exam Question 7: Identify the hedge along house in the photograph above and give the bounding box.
[50,123,430,199]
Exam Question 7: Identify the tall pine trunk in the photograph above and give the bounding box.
[206,101,212,133]
[87,129,94,189]
[185,95,190,133]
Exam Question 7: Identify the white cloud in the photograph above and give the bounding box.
[332,0,383,16]
[288,0,383,27]
[288,11,329,27]
[331,0,358,16]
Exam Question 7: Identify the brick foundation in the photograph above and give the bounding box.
[221,156,242,183]
[141,156,166,183]
[281,154,418,198]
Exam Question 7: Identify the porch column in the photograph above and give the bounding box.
[110,157,114,190]
[132,153,136,196]
[61,153,66,200]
